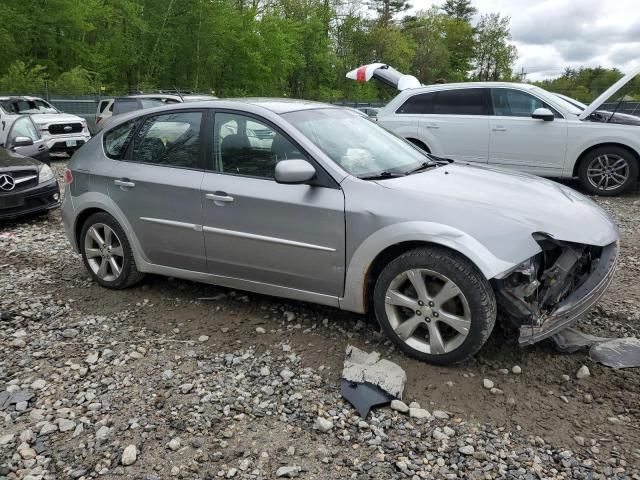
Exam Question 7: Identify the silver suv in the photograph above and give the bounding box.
[61,99,619,365]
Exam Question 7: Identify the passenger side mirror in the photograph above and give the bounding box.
[12,136,34,148]
[275,159,316,184]
[532,108,554,121]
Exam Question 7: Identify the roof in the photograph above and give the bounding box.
[406,81,538,92]
[222,97,339,114]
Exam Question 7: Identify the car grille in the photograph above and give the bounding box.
[48,123,83,135]
[0,169,38,193]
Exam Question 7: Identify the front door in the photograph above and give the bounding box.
[201,111,345,296]
[108,109,207,271]
[488,88,568,175]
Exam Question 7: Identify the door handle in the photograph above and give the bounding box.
[425,123,440,129]
[492,126,507,132]
[114,179,136,188]
[205,193,234,203]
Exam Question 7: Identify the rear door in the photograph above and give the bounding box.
[200,110,345,296]
[488,88,568,174]
[107,109,207,271]
[417,88,490,163]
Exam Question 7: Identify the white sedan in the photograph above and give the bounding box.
[347,63,640,195]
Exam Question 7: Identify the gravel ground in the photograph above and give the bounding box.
[1,160,639,479]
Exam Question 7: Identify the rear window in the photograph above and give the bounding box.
[432,89,488,115]
[113,98,140,115]
[397,93,435,114]
[103,118,140,159]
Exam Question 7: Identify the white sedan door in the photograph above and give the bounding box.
[489,88,568,175]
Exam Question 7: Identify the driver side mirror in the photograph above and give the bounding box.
[275,159,316,184]
[12,136,34,148]
[532,108,554,121]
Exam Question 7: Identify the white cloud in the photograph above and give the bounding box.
[409,0,640,80]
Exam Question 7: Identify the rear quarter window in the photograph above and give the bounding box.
[103,118,140,159]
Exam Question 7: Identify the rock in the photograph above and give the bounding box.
[408,401,420,409]
[390,400,409,413]
[226,468,238,478]
[122,445,137,465]
[62,328,79,338]
[0,434,14,446]
[260,366,270,376]
[86,352,99,364]
[167,437,181,451]
[483,379,494,389]
[19,447,37,460]
[409,408,431,419]
[574,435,585,446]
[576,365,591,379]
[10,338,26,348]
[280,369,295,381]
[30,379,47,390]
[40,423,58,436]
[459,445,475,455]
[342,345,407,398]
[433,429,448,441]
[283,311,296,322]
[314,417,333,433]
[276,465,301,477]
[95,426,111,440]
[432,410,449,420]
[198,335,209,342]
[561,374,571,382]
[58,418,76,432]
[511,365,522,374]
[256,327,266,334]
[179,383,193,394]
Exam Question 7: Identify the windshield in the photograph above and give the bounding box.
[553,93,587,111]
[1,99,59,114]
[283,108,428,177]
[531,87,582,115]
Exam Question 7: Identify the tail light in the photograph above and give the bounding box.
[63,168,73,184]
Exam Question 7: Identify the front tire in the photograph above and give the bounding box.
[578,146,639,196]
[373,247,496,365]
[80,212,144,289]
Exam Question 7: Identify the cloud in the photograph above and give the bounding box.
[409,0,640,80]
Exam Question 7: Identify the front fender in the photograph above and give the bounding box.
[339,221,537,313]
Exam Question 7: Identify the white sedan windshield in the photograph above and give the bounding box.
[283,108,427,177]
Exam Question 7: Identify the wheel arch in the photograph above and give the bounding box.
[573,142,640,177]
[339,221,521,314]
[74,207,107,249]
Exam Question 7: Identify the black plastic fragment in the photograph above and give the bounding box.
[340,379,394,418]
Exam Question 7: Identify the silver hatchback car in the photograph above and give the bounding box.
[62,99,619,365]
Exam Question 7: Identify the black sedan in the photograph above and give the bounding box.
[0,147,60,220]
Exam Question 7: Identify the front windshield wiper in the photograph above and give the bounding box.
[359,171,406,180]
[405,161,438,175]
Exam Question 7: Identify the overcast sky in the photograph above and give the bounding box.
[410,0,640,80]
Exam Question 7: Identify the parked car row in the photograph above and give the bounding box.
[347,63,640,196]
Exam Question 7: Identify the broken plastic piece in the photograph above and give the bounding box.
[590,338,640,369]
[340,379,394,418]
[552,327,610,353]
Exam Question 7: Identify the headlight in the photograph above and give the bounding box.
[38,164,55,183]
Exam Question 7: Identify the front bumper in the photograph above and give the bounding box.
[45,135,90,153]
[0,180,60,220]
[518,241,618,344]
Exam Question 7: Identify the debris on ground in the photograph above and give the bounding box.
[552,327,610,353]
[341,345,406,398]
[590,337,640,368]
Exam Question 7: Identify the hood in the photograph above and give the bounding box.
[377,163,618,247]
[346,63,421,91]
[591,110,640,126]
[31,113,85,125]
[0,147,41,169]
[579,65,640,120]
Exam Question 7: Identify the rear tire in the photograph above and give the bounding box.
[80,212,145,289]
[373,247,496,365]
[578,146,638,196]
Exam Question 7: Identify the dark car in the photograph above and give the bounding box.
[1,115,51,165]
[0,147,60,221]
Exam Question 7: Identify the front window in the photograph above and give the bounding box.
[283,108,428,178]
[9,117,39,143]
[491,88,561,118]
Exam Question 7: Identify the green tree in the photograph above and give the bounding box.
[472,13,517,81]
[368,0,412,27]
[441,0,476,21]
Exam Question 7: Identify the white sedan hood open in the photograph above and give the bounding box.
[579,65,640,120]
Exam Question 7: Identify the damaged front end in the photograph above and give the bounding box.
[494,234,618,345]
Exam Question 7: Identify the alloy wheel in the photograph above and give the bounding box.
[83,223,125,282]
[587,154,630,192]
[384,269,471,355]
